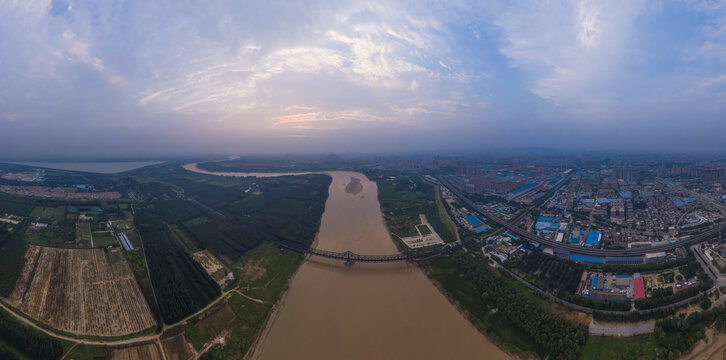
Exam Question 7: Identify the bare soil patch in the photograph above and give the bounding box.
[110,342,164,360]
[192,250,231,286]
[5,245,156,336]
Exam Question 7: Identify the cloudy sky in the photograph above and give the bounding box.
[1,0,726,158]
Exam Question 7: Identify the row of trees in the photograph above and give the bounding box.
[454,253,588,359]
[142,228,221,324]
[181,219,256,260]
[566,293,632,311]
[0,219,29,297]
[0,347,20,360]
[636,285,707,310]
[0,309,63,359]
[593,306,676,322]
[584,256,692,274]
[507,251,584,293]
[136,208,221,324]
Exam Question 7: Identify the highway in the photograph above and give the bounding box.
[437,175,726,258]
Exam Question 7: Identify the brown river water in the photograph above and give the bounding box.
[183,165,510,360]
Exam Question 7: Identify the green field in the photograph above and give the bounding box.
[233,241,304,302]
[23,205,80,247]
[416,224,432,236]
[123,229,142,249]
[62,344,109,360]
[189,303,236,348]
[112,219,134,231]
[580,335,656,360]
[185,326,202,350]
[75,221,92,247]
[91,231,118,247]
[25,221,76,248]
[29,206,66,222]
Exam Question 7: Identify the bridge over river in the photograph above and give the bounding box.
[272,237,454,263]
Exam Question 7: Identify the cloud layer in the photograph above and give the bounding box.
[1,0,726,157]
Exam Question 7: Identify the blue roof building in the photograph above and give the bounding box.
[465,216,483,227]
[585,230,601,247]
[570,255,604,263]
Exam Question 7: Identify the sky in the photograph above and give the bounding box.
[1,0,726,158]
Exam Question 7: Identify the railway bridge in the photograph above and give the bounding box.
[267,236,457,263]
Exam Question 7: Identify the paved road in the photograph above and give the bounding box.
[692,244,726,288]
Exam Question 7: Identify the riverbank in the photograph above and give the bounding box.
[182,162,317,178]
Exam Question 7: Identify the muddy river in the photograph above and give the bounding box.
[183,165,510,359]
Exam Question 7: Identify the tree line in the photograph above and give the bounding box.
[654,304,726,359]
[507,250,584,293]
[0,219,29,297]
[135,208,221,324]
[454,253,587,359]
[0,308,63,359]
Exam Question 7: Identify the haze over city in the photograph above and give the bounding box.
[2,0,726,158]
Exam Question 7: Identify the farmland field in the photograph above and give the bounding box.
[5,245,156,336]
[110,343,164,360]
[123,229,142,249]
[162,333,194,360]
[25,205,77,247]
[29,206,66,222]
[75,221,93,247]
[190,303,236,346]
[92,231,118,247]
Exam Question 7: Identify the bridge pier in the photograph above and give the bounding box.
[344,251,355,267]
